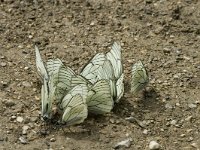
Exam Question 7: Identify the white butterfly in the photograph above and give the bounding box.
[35,46,63,119]
[131,60,149,94]
[106,42,124,102]
[86,80,114,114]
[41,76,56,120]
[80,42,124,103]
[59,84,88,125]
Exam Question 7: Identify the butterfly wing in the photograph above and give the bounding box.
[106,42,123,79]
[61,94,88,126]
[115,73,124,103]
[60,84,88,126]
[46,58,63,77]
[60,84,88,109]
[35,45,48,81]
[86,80,114,114]
[41,76,56,120]
[55,66,76,101]
[131,60,149,94]
[81,53,106,84]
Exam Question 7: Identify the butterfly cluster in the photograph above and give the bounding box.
[36,42,124,126]
[35,42,149,126]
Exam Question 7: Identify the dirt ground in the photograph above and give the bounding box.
[0,0,200,149]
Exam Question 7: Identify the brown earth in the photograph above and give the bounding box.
[0,0,200,150]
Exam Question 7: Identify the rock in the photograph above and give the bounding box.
[10,115,17,121]
[170,120,177,125]
[165,103,173,109]
[22,125,29,135]
[149,141,160,150]
[50,138,56,142]
[3,99,16,107]
[188,103,197,109]
[16,116,24,123]
[0,62,7,67]
[143,129,148,135]
[19,136,28,144]
[22,81,31,87]
[114,138,133,149]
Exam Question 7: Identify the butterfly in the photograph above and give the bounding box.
[131,60,149,94]
[106,42,124,102]
[80,42,124,103]
[35,46,63,119]
[86,79,114,114]
[59,84,88,125]
[57,66,113,114]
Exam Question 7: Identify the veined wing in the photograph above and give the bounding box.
[55,66,76,101]
[86,80,114,114]
[131,60,149,94]
[81,53,106,84]
[71,75,93,89]
[41,76,56,120]
[115,73,124,103]
[60,84,88,109]
[46,58,63,77]
[35,45,48,81]
[61,94,88,126]
[106,42,123,79]
[97,60,117,99]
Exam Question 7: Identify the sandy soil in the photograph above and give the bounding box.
[0,0,200,150]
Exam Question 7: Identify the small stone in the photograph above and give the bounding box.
[0,62,7,67]
[149,141,160,150]
[3,99,16,107]
[185,116,192,122]
[19,136,28,144]
[114,138,132,149]
[110,118,115,124]
[165,103,173,109]
[22,125,29,135]
[24,66,29,70]
[22,81,31,87]
[143,129,148,135]
[188,103,197,109]
[16,116,24,123]
[10,115,17,121]
[191,143,199,148]
[170,120,177,125]
[50,138,56,142]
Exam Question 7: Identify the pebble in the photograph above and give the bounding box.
[149,141,160,150]
[185,116,192,122]
[19,136,28,144]
[50,138,56,142]
[170,120,177,125]
[114,138,132,149]
[165,103,173,109]
[0,62,7,67]
[143,129,148,135]
[3,99,16,107]
[188,103,197,108]
[16,116,24,123]
[22,125,29,135]
[22,81,31,87]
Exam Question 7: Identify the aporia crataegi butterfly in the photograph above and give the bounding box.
[86,80,114,114]
[59,84,88,125]
[131,60,149,94]
[106,42,124,102]
[41,76,56,120]
[80,53,106,84]
[35,46,63,120]
[80,42,124,103]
